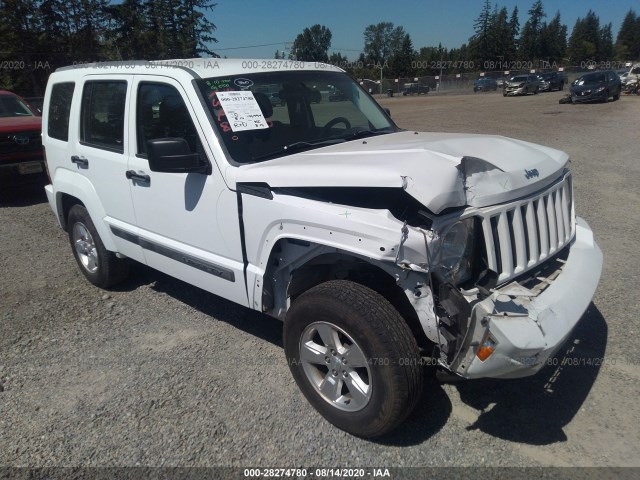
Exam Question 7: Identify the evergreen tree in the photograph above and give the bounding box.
[615,9,639,59]
[469,0,494,63]
[389,33,415,77]
[519,1,546,61]
[599,23,614,61]
[540,11,567,64]
[509,5,520,58]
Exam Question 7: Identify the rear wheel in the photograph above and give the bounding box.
[284,280,423,438]
[67,205,129,288]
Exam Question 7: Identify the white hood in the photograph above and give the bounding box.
[230,131,569,214]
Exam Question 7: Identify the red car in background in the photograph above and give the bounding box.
[0,90,45,186]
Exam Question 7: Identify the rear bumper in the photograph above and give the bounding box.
[455,217,602,379]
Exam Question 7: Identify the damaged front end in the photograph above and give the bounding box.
[398,170,602,379]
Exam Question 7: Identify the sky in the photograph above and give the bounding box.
[210,0,639,59]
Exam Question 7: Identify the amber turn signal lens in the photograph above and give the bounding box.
[476,344,495,362]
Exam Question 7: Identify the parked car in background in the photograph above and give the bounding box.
[0,90,46,187]
[617,70,629,85]
[570,70,621,103]
[537,75,550,92]
[473,78,498,92]
[269,92,285,107]
[401,83,429,95]
[538,72,566,91]
[503,75,539,96]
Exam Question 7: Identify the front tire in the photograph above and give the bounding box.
[284,280,423,438]
[67,205,129,289]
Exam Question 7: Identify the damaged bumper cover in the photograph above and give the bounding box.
[452,217,602,379]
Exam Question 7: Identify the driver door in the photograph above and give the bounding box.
[125,75,248,307]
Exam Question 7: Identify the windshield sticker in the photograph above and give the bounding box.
[205,79,231,91]
[234,78,254,88]
[215,91,269,132]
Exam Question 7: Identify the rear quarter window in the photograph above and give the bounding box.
[48,82,75,141]
[80,81,127,153]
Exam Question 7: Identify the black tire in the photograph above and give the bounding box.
[533,86,539,95]
[67,205,129,289]
[284,280,423,438]
[559,82,564,91]
[604,90,609,103]
[613,91,620,101]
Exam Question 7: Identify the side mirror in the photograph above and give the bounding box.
[147,138,210,174]
[384,107,391,117]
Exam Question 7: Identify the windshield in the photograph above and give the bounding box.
[0,95,35,118]
[510,76,527,82]
[576,73,606,85]
[197,71,395,164]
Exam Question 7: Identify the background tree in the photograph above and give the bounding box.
[540,11,567,64]
[615,9,640,60]
[469,0,494,63]
[519,0,546,61]
[290,24,332,62]
[508,6,520,59]
[567,10,609,62]
[363,22,405,65]
[388,33,415,77]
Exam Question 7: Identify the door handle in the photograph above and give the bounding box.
[71,156,89,168]
[125,170,150,183]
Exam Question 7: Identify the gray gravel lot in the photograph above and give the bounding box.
[1,90,639,469]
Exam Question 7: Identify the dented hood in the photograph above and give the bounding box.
[230,131,569,214]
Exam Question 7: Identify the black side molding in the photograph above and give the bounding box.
[110,226,235,282]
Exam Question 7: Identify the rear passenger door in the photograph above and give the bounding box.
[125,76,248,307]
[74,76,144,262]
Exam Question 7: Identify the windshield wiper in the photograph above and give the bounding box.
[251,139,345,162]
[341,128,393,141]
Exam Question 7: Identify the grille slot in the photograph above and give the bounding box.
[480,174,575,284]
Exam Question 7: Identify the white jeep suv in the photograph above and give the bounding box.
[42,59,602,437]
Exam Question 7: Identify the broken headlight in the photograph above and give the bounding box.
[435,217,476,285]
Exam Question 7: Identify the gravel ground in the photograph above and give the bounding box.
[1,90,639,469]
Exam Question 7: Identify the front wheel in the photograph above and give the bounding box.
[284,280,423,438]
[67,205,129,288]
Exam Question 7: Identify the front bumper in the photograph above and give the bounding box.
[504,86,527,96]
[571,89,607,103]
[453,217,602,379]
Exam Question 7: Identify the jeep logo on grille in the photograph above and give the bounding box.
[13,135,29,145]
[524,168,539,179]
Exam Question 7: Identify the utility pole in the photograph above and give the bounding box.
[368,63,384,94]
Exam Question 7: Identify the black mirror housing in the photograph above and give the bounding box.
[147,138,210,174]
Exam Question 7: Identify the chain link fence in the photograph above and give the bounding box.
[360,65,629,96]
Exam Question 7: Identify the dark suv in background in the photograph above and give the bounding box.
[473,77,498,92]
[539,72,566,91]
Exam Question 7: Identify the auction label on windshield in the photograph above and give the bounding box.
[215,91,269,132]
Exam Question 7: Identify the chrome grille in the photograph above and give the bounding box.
[480,174,575,284]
